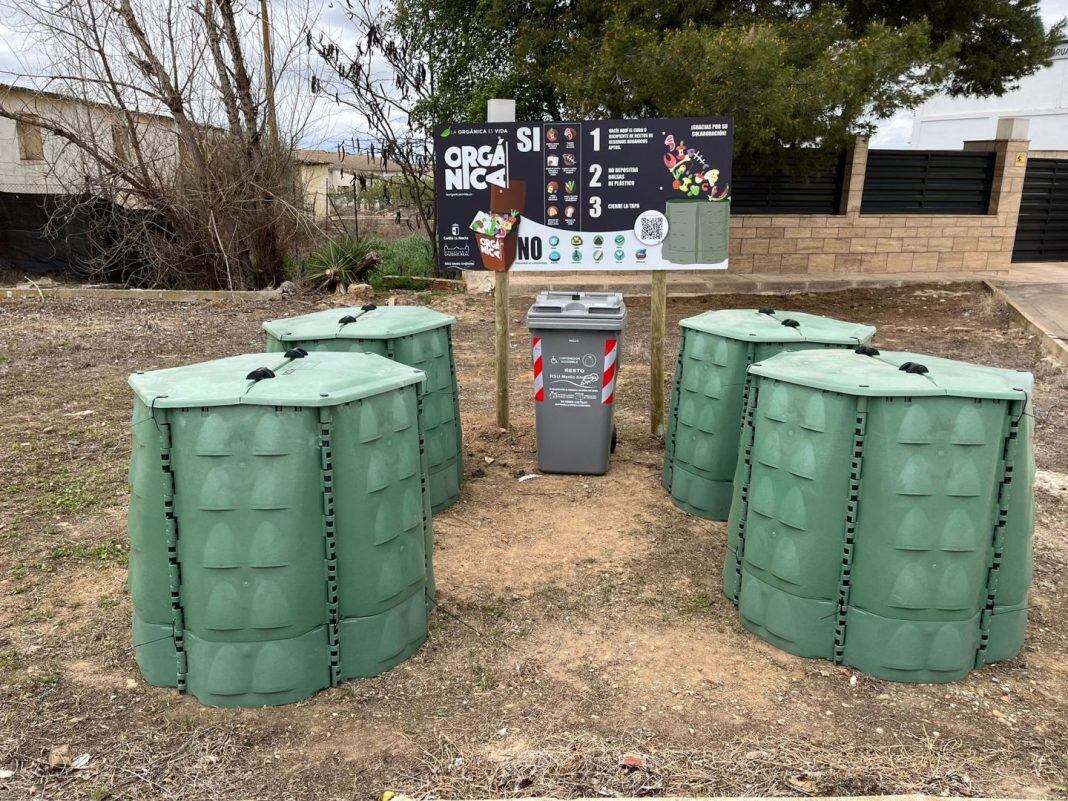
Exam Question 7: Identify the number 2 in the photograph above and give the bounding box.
[588,163,602,188]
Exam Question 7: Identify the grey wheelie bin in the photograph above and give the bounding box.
[526,291,627,475]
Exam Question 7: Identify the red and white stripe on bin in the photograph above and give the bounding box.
[602,338,617,405]
[531,337,544,402]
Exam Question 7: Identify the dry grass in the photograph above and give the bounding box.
[396,731,1006,798]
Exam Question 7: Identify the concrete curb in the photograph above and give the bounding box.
[987,281,1068,368]
[2,286,283,302]
[468,270,1006,298]
[380,275,466,292]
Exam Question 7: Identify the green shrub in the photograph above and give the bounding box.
[379,236,435,278]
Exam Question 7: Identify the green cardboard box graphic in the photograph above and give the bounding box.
[661,199,730,265]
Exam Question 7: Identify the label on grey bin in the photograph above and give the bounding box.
[546,351,601,408]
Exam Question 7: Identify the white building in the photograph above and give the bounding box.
[910,41,1068,150]
[0,82,182,195]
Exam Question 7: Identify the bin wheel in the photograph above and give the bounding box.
[611,426,617,454]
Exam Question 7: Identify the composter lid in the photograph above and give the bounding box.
[526,290,627,331]
[680,308,875,345]
[129,351,425,409]
[750,348,1033,401]
[262,304,455,342]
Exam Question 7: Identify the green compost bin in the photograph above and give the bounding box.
[661,199,730,265]
[128,351,434,707]
[263,305,462,514]
[724,348,1035,683]
[662,309,875,521]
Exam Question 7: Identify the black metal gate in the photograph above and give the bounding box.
[1013,158,1068,262]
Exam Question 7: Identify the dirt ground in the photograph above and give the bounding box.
[0,282,1066,800]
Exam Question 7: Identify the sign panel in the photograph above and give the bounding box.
[434,117,733,271]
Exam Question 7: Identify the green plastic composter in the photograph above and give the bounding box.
[662,309,875,521]
[724,348,1035,683]
[128,351,434,707]
[661,199,730,266]
[263,305,462,514]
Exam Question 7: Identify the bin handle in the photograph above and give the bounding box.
[245,367,276,382]
[338,304,378,327]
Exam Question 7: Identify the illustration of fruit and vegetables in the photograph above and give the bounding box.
[663,134,729,200]
[470,209,520,238]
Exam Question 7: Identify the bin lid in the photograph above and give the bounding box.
[680,308,875,345]
[262,304,455,342]
[129,351,425,409]
[526,291,627,331]
[750,348,1032,401]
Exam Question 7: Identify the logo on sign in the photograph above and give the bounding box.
[443,137,509,190]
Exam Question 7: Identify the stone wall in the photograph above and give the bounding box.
[726,126,1030,275]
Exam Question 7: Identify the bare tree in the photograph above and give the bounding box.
[310,0,437,265]
[0,0,322,289]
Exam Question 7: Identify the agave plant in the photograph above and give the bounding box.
[301,237,384,292]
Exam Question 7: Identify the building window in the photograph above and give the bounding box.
[16,119,44,161]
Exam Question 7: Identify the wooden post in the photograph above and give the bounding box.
[494,271,510,428]
[650,270,668,436]
[487,99,516,429]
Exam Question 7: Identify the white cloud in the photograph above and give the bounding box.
[870,111,914,148]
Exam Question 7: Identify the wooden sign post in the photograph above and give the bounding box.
[488,99,516,430]
[650,271,668,436]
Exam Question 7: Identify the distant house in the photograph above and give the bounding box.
[297,148,403,218]
[0,82,179,195]
[0,82,181,273]
[910,41,1068,150]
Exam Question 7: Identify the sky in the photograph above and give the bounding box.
[1,0,1067,151]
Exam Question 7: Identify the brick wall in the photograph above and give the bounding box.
[727,130,1030,275]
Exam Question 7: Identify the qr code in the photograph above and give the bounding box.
[640,216,665,241]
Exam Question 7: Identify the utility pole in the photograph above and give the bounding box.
[259,0,278,149]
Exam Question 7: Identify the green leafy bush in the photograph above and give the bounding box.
[378,236,435,279]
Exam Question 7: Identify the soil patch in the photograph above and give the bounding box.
[0,283,1066,799]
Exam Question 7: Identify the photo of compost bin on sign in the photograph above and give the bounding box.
[434,117,733,272]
